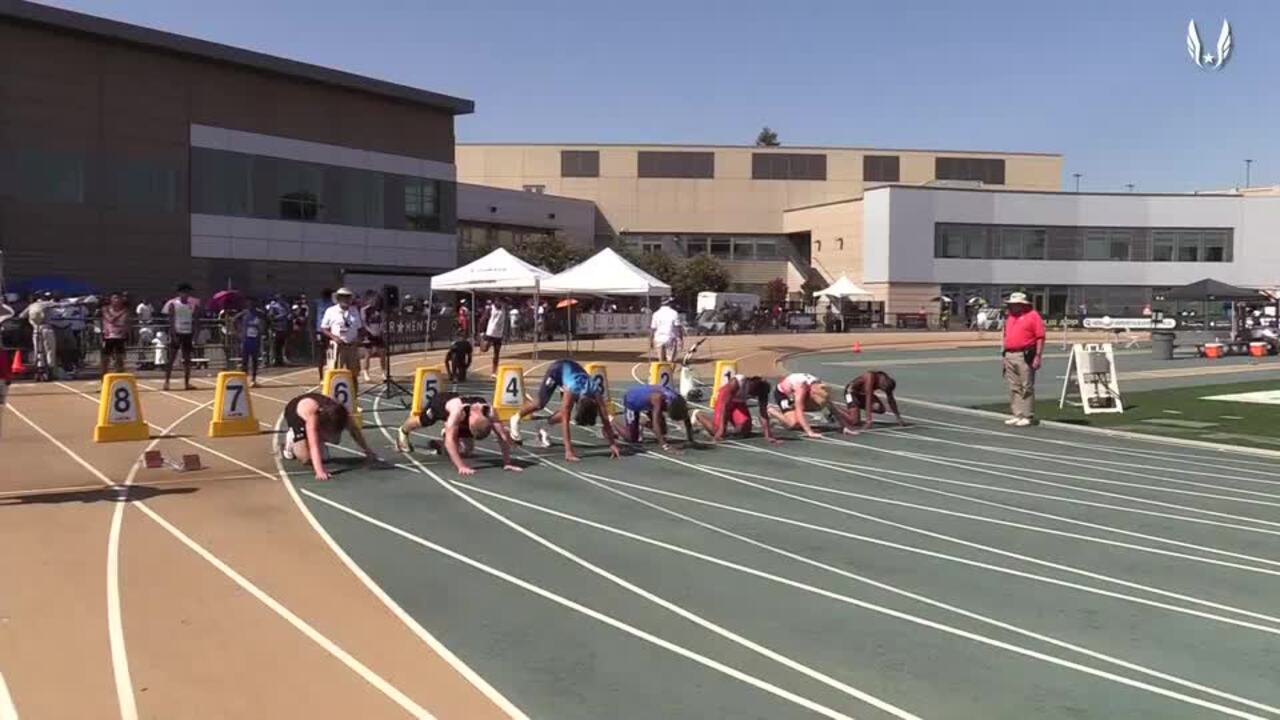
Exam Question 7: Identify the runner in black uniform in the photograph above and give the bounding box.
[396,391,521,475]
[445,338,473,382]
[843,369,905,430]
[281,392,380,481]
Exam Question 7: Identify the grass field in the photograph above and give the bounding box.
[982,379,1280,449]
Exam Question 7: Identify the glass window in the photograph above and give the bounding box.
[1084,232,1109,260]
[1177,232,1200,262]
[755,239,779,259]
[1108,231,1131,261]
[404,177,439,231]
[638,151,715,178]
[1024,229,1046,259]
[710,238,732,258]
[935,157,1005,184]
[1152,232,1175,261]
[964,227,987,258]
[111,159,179,213]
[278,161,323,221]
[751,153,827,180]
[1000,228,1023,259]
[684,237,708,256]
[1203,233,1228,262]
[560,151,599,178]
[732,238,756,259]
[863,155,900,182]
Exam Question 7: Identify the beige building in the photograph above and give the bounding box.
[457,143,1061,301]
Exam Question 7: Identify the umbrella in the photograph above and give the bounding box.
[207,289,244,313]
[931,295,953,303]
[555,298,579,309]
[967,297,988,307]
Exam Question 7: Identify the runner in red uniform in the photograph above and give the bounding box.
[694,374,779,443]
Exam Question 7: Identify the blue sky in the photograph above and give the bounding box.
[41,0,1273,192]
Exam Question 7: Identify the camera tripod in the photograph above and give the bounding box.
[359,340,411,406]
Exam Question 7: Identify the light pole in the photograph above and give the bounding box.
[1125,183,1135,193]
[1245,159,1254,188]
[1073,173,1082,192]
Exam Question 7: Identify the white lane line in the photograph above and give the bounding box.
[112,400,213,720]
[456,480,1278,720]
[920,418,1280,476]
[880,431,1280,499]
[0,670,19,720]
[300,488,860,720]
[5,403,436,720]
[653,449,1280,634]
[795,441,1280,540]
[898,396,1280,461]
[702,455,1280,576]
[269,414,528,720]
[836,439,1280,530]
[365,398,909,719]
[912,424,1280,484]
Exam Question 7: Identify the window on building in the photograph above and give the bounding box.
[935,157,1006,184]
[107,158,179,213]
[863,155,901,182]
[638,151,715,179]
[1084,231,1110,261]
[751,153,827,180]
[1177,233,1201,262]
[755,239,779,258]
[1203,232,1229,262]
[560,150,599,178]
[1152,232,1175,262]
[685,237,708,256]
[999,228,1024,259]
[404,177,439,231]
[278,161,324,221]
[965,227,987,258]
[710,237,732,258]
[1025,229,1047,259]
[732,238,756,259]
[1108,231,1132,261]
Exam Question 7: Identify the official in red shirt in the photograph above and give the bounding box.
[1001,292,1046,426]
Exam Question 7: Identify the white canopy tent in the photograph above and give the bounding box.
[430,247,552,292]
[814,275,873,299]
[428,247,553,356]
[541,248,673,353]
[541,247,671,295]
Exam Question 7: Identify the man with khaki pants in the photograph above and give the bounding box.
[320,287,365,393]
[1001,292,1046,427]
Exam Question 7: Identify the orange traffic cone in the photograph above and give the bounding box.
[851,342,862,354]
[10,350,24,375]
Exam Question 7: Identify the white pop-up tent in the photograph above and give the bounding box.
[814,275,873,299]
[541,248,673,352]
[431,247,552,292]
[541,247,671,295]
[428,247,553,355]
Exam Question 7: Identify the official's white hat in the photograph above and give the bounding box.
[1005,291,1031,305]
[334,287,355,297]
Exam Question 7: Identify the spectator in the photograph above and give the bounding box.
[237,301,265,386]
[135,298,154,326]
[161,283,200,391]
[479,297,508,377]
[312,289,333,382]
[18,291,57,380]
[360,291,385,383]
[101,292,129,374]
[266,295,291,366]
[507,301,522,342]
[320,288,363,391]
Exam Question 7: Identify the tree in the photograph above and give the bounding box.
[629,250,679,286]
[764,277,788,305]
[755,126,780,147]
[513,233,584,273]
[672,254,729,307]
[800,276,824,304]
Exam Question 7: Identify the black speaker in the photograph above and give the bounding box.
[382,284,400,309]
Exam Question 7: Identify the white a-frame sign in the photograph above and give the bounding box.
[1059,343,1124,414]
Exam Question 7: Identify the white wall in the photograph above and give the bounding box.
[864,187,1280,287]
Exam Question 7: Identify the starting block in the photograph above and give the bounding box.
[143,450,203,472]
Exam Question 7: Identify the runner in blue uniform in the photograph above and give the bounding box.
[509,359,620,462]
[613,384,693,453]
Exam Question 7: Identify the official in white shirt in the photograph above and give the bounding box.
[320,288,364,390]
[649,298,683,362]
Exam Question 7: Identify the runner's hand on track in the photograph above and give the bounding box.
[503,464,523,473]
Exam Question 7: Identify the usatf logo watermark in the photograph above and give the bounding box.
[1187,19,1232,70]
